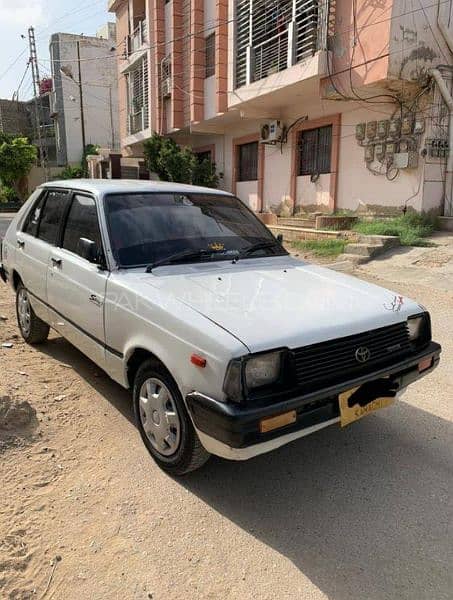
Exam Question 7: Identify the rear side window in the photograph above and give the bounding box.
[62,195,102,257]
[22,192,47,237]
[38,190,70,245]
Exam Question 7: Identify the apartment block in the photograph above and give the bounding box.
[108,0,453,216]
[49,26,120,166]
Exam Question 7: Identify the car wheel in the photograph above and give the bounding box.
[133,359,210,475]
[16,283,50,344]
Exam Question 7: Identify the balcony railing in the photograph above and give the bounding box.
[235,0,326,88]
[128,106,149,135]
[253,30,289,82]
[128,20,148,55]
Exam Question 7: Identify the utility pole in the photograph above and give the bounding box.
[28,26,49,181]
[76,40,86,154]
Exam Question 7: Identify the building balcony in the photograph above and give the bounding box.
[230,0,329,112]
[128,20,148,55]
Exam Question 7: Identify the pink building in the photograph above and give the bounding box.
[107,0,453,216]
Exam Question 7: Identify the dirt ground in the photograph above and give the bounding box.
[1,249,452,600]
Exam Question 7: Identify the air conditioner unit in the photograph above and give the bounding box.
[260,120,285,144]
[161,77,171,98]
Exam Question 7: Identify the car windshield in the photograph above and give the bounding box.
[104,192,287,268]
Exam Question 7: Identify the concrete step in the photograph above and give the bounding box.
[277,217,316,229]
[358,234,400,248]
[269,225,343,242]
[346,243,382,257]
[439,217,453,232]
[335,253,369,265]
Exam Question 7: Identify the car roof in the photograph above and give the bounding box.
[39,179,233,197]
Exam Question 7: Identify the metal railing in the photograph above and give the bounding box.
[128,20,148,55]
[128,106,149,135]
[252,29,289,82]
[235,0,327,88]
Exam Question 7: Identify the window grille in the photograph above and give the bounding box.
[205,33,216,78]
[298,125,332,176]
[238,141,259,181]
[235,0,322,88]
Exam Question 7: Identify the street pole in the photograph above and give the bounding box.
[108,85,115,150]
[28,26,49,181]
[76,40,86,154]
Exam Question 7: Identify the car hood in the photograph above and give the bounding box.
[135,257,422,353]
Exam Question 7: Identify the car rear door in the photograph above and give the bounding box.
[46,192,108,368]
[16,188,71,321]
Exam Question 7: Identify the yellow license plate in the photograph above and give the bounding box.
[339,385,396,427]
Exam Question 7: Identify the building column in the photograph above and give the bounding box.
[215,0,228,114]
[190,0,204,123]
[151,0,165,133]
[171,0,184,130]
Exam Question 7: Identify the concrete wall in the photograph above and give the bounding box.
[236,180,259,211]
[388,0,452,82]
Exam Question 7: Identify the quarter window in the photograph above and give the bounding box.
[238,141,258,182]
[297,125,332,176]
[22,192,46,237]
[37,190,70,245]
[62,195,102,257]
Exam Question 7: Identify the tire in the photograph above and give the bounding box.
[133,359,210,475]
[16,283,50,345]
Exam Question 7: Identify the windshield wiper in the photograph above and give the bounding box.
[146,248,215,272]
[233,240,282,262]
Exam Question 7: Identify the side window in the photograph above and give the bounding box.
[22,192,47,237]
[38,190,70,245]
[62,195,102,258]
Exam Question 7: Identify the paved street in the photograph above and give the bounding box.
[1,241,452,599]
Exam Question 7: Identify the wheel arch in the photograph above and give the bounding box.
[11,270,22,291]
[125,347,172,389]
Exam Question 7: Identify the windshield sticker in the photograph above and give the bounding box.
[209,243,225,252]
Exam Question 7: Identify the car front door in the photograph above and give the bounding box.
[16,188,71,322]
[46,192,108,368]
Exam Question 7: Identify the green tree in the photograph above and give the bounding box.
[0,134,37,199]
[144,133,218,188]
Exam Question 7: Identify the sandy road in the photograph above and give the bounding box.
[0,257,452,600]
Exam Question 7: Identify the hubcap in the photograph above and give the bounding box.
[18,289,31,336]
[139,378,181,457]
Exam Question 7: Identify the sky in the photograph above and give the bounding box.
[0,0,111,100]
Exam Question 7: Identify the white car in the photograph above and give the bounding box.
[0,180,441,474]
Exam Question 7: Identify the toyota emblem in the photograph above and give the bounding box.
[355,346,371,363]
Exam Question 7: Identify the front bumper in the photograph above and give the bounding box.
[186,342,441,454]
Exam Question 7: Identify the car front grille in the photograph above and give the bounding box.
[292,322,412,392]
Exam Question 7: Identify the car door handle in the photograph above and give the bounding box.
[89,294,103,307]
[17,240,25,248]
[51,257,62,267]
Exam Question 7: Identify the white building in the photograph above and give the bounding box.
[50,25,120,166]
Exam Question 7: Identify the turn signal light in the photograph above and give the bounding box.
[191,354,207,368]
[418,357,433,373]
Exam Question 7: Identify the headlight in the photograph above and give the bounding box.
[245,352,282,389]
[223,350,285,402]
[407,316,424,340]
[407,313,431,346]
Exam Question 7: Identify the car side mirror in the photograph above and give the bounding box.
[276,233,284,244]
[77,237,100,264]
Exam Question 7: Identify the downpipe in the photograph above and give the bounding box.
[438,0,453,56]
[430,68,453,215]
